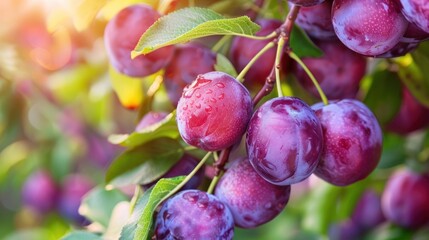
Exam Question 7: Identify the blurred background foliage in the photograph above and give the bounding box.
[0,0,429,240]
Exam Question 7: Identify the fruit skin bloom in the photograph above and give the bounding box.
[176,71,253,151]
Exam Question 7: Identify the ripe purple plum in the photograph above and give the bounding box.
[246,97,323,185]
[229,19,282,86]
[332,0,408,56]
[293,39,366,100]
[142,154,205,190]
[351,190,385,230]
[176,71,252,151]
[22,170,58,213]
[402,22,429,42]
[329,220,362,240]
[386,88,429,135]
[58,174,94,225]
[289,0,326,7]
[215,158,290,228]
[164,44,216,106]
[155,190,234,239]
[135,111,168,131]
[104,4,174,77]
[312,99,383,186]
[399,0,429,33]
[381,168,429,229]
[292,1,336,40]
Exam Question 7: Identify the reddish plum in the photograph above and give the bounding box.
[229,19,282,86]
[399,0,429,33]
[164,44,216,106]
[104,4,174,77]
[332,0,408,56]
[382,168,429,229]
[246,97,323,185]
[155,190,234,239]
[293,39,366,99]
[214,158,290,228]
[312,99,382,186]
[292,1,336,40]
[22,170,58,213]
[176,71,252,151]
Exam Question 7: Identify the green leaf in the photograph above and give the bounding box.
[214,53,238,77]
[61,231,102,240]
[79,187,128,227]
[120,177,184,240]
[106,138,184,187]
[290,26,323,58]
[108,111,179,148]
[132,7,260,57]
[364,70,402,124]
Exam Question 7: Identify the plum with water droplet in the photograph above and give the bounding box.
[246,97,323,185]
[176,71,253,151]
[312,99,383,186]
[155,189,234,239]
[215,158,290,228]
[104,4,174,77]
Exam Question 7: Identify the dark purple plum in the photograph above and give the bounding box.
[351,190,385,230]
[135,111,168,131]
[375,41,419,58]
[386,88,429,135]
[402,22,429,42]
[176,71,252,151]
[292,1,336,40]
[329,220,362,240]
[289,0,326,6]
[399,0,429,33]
[22,170,58,213]
[332,0,408,56]
[312,99,382,186]
[246,97,323,185]
[214,158,290,228]
[155,190,234,239]
[104,4,174,77]
[381,168,429,229]
[142,154,205,190]
[293,39,366,99]
[58,174,94,225]
[164,44,216,106]
[229,19,282,86]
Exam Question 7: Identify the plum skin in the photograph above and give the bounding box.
[155,190,234,239]
[399,0,429,33]
[176,71,253,151]
[293,39,367,100]
[381,168,429,229]
[351,190,385,230]
[215,158,290,228]
[164,44,216,106]
[246,97,323,185]
[312,99,383,186]
[104,4,174,77]
[22,170,58,213]
[332,0,408,56]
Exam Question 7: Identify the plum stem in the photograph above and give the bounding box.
[212,35,231,53]
[207,172,224,194]
[275,36,285,97]
[289,51,329,105]
[236,41,275,82]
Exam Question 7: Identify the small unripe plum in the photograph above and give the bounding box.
[246,97,323,185]
[155,190,234,239]
[104,4,174,77]
[292,1,336,40]
[351,190,385,230]
[177,71,253,151]
[332,0,408,56]
[22,170,58,213]
[399,0,429,33]
[215,158,290,228]
[164,44,216,106]
[58,174,94,225]
[382,168,429,229]
[293,39,366,100]
[229,19,282,86]
[312,99,382,186]
[289,0,326,7]
[386,88,429,134]
[135,111,168,131]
